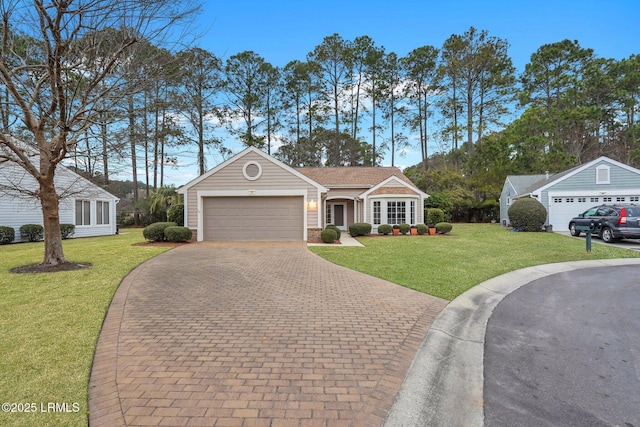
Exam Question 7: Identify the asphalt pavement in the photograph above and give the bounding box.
[384,258,640,427]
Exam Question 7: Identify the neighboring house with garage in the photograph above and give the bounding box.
[500,156,640,230]
[177,146,428,242]
[0,159,119,242]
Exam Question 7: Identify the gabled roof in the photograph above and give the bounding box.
[530,156,640,195]
[505,174,548,196]
[360,175,428,199]
[295,166,417,188]
[178,146,328,193]
[506,156,640,198]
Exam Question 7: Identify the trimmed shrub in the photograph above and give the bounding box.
[60,224,75,239]
[167,203,184,225]
[349,222,372,237]
[426,208,445,226]
[320,228,338,243]
[20,224,44,242]
[0,226,15,244]
[416,224,428,235]
[164,226,192,242]
[143,221,177,242]
[325,224,341,240]
[398,223,410,235]
[435,222,453,234]
[378,224,393,235]
[508,198,547,232]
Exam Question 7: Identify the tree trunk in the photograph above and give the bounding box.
[128,93,140,226]
[39,177,66,266]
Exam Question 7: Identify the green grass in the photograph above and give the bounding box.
[310,223,640,300]
[0,229,170,427]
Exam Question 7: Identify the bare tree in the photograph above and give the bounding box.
[0,0,198,267]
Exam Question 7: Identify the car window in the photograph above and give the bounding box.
[595,207,611,216]
[583,208,599,217]
[626,207,639,217]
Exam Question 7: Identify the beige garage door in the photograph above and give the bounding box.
[202,196,304,241]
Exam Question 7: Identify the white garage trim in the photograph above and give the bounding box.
[196,189,308,241]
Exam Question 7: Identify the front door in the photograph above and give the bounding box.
[333,204,346,230]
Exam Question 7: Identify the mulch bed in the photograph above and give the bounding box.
[11,261,92,274]
[132,241,191,247]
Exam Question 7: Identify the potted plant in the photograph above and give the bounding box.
[426,208,444,236]
[410,225,418,235]
[392,224,400,235]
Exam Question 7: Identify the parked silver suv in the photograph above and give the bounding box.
[568,204,640,243]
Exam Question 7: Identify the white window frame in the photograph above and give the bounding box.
[387,201,406,225]
[373,201,381,225]
[96,200,110,225]
[75,200,91,226]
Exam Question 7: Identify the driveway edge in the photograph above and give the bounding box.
[384,258,640,427]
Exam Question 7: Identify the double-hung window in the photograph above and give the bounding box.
[373,201,381,225]
[75,200,91,226]
[97,201,110,225]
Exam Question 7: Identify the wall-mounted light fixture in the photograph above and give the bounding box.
[308,199,317,209]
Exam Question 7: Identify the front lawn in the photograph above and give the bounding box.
[309,223,640,300]
[0,229,170,427]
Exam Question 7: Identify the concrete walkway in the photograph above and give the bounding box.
[88,242,447,426]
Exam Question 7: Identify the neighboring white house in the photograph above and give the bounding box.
[500,156,640,230]
[0,160,119,242]
[177,146,429,242]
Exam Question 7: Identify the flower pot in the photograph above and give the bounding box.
[428,227,436,235]
[392,228,400,235]
[410,228,418,235]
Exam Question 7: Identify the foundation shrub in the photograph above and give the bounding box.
[325,224,341,240]
[349,222,372,237]
[508,198,547,232]
[377,224,393,235]
[416,224,428,235]
[164,226,192,242]
[60,224,76,239]
[143,222,177,242]
[321,228,338,243]
[398,223,410,235]
[19,224,44,242]
[0,226,15,244]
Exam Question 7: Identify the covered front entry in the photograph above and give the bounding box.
[326,199,355,231]
[202,196,304,241]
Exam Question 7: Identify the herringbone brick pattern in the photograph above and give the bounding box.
[89,242,447,426]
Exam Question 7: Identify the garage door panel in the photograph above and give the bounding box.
[203,196,303,241]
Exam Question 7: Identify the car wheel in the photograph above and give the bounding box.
[601,227,615,243]
[569,223,580,237]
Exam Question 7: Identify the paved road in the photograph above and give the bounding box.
[484,265,640,426]
[385,259,640,427]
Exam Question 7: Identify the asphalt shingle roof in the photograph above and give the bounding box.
[295,167,416,188]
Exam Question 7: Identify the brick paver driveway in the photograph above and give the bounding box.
[89,242,447,427]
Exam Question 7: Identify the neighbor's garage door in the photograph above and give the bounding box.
[548,197,592,231]
[202,196,303,241]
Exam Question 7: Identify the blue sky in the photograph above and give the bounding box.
[163,0,639,184]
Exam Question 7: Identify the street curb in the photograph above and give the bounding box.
[383,258,640,427]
